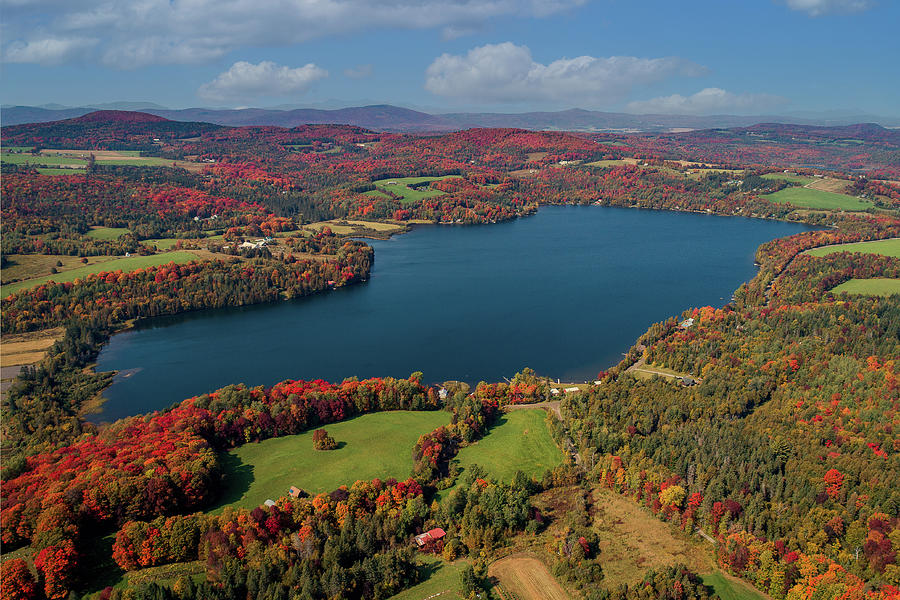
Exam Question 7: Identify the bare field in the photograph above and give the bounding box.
[806,178,852,194]
[489,554,570,600]
[1,327,65,368]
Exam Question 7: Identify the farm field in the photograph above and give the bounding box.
[388,556,468,600]
[762,186,871,211]
[209,410,451,512]
[2,254,117,286]
[804,237,900,258]
[0,327,65,368]
[448,410,564,488]
[761,173,817,184]
[830,278,900,297]
[1,148,205,172]
[488,554,570,600]
[371,175,462,204]
[2,251,199,297]
[86,226,131,240]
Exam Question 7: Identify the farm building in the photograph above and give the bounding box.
[264,499,276,508]
[414,528,446,547]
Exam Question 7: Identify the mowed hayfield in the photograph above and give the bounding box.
[209,411,451,512]
[388,556,469,600]
[370,176,462,204]
[2,251,199,298]
[489,554,571,600]
[450,410,564,486]
[762,186,871,211]
[0,327,65,367]
[805,238,900,259]
[830,278,900,297]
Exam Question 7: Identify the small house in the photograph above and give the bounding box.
[564,387,580,393]
[414,528,446,547]
[549,388,560,396]
[679,318,695,329]
[264,499,277,508]
[678,376,698,387]
[288,486,303,498]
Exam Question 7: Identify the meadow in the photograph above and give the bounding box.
[804,237,900,258]
[761,173,817,185]
[830,278,900,297]
[2,251,199,297]
[388,556,468,600]
[370,175,462,204]
[762,186,871,211]
[209,410,451,512]
[442,410,564,499]
[86,226,131,240]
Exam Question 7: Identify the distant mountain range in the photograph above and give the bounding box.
[3,103,899,132]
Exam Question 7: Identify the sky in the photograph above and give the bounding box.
[1,0,898,116]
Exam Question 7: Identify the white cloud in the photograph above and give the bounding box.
[3,36,98,65]
[343,64,373,79]
[626,88,787,115]
[425,42,706,106]
[1,0,586,68]
[782,0,873,16]
[198,61,328,102]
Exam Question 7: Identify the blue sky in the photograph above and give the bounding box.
[2,0,898,115]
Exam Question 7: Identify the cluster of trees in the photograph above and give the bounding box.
[0,374,440,597]
[561,221,900,598]
[2,243,371,333]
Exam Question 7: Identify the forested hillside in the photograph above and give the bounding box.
[1,112,898,600]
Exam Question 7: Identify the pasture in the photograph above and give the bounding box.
[0,327,65,368]
[762,186,871,211]
[452,410,564,484]
[388,556,468,600]
[2,254,116,286]
[804,237,900,258]
[2,252,199,298]
[761,173,817,185]
[209,410,451,512]
[830,278,900,297]
[371,176,462,204]
[86,226,131,240]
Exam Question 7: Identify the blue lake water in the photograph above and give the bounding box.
[94,206,814,421]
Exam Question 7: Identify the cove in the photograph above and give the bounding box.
[94,206,815,422]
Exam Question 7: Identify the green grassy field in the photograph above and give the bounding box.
[371,176,461,204]
[805,238,900,258]
[2,251,199,298]
[389,556,468,600]
[86,226,131,240]
[1,152,86,167]
[441,410,564,500]
[762,186,871,211]
[209,411,451,512]
[702,571,767,600]
[35,167,87,175]
[830,278,900,297]
[761,173,817,185]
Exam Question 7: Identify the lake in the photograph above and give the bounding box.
[94,206,814,421]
